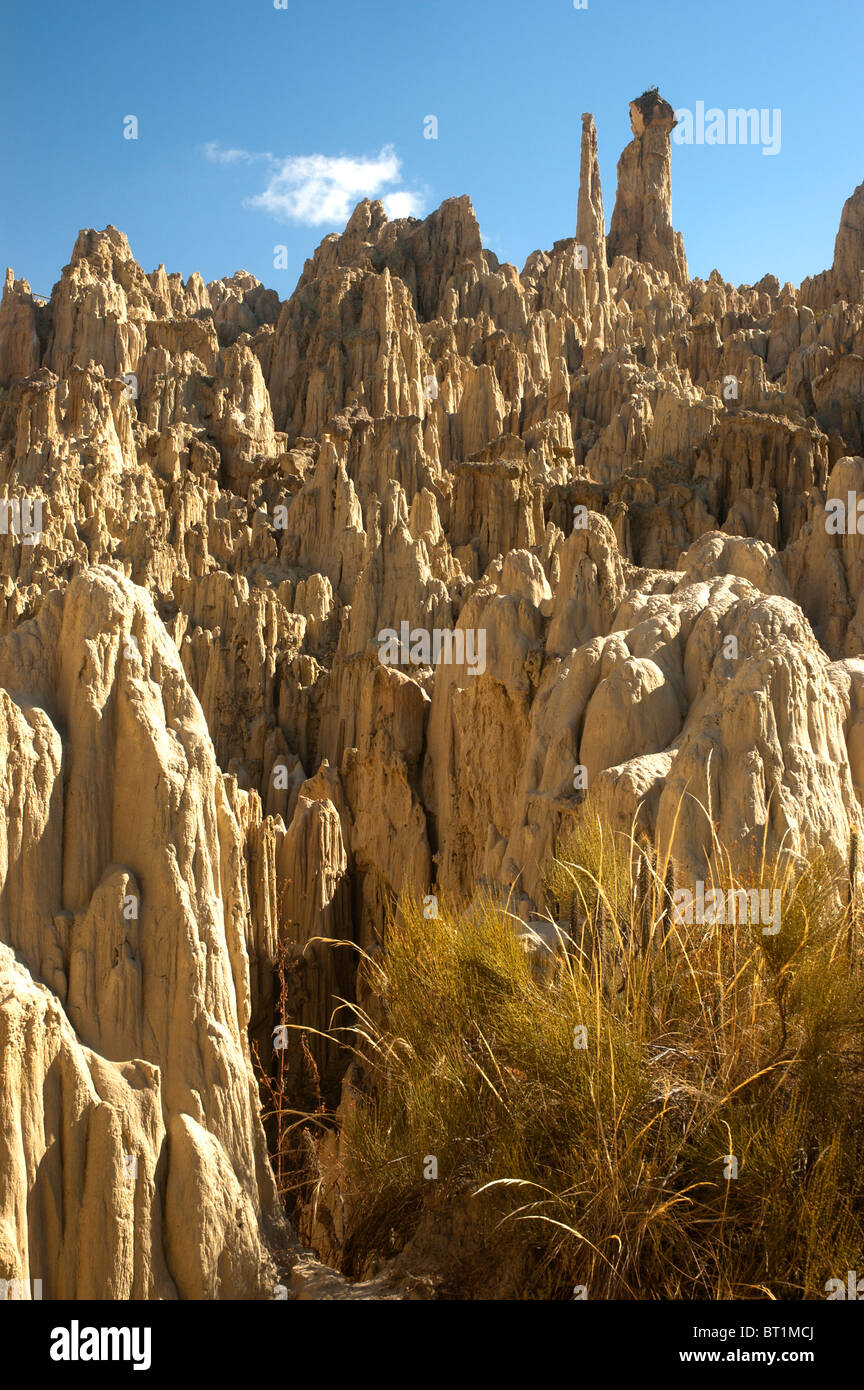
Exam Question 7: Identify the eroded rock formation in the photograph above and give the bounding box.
[2,89,864,1297]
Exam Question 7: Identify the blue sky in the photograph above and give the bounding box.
[2,0,861,299]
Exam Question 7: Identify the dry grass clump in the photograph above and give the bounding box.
[302,810,864,1298]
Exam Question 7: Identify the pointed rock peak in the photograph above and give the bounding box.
[831,179,864,299]
[224,270,263,290]
[186,270,206,291]
[344,198,390,240]
[429,195,482,248]
[577,113,606,252]
[800,178,864,309]
[69,225,135,267]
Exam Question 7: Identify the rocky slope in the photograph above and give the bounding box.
[2,88,864,1297]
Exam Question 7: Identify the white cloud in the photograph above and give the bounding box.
[382,189,424,220]
[203,142,271,165]
[205,140,423,226]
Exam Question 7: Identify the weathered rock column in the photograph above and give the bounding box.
[607,88,688,286]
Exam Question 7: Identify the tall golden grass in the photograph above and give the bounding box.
[294,809,864,1298]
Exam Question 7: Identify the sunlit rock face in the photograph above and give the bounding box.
[1,92,864,1298]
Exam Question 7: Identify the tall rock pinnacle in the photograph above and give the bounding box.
[606,88,688,286]
[576,113,611,354]
[577,113,608,282]
[801,178,864,310]
[830,180,864,302]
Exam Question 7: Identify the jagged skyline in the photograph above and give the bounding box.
[3,0,862,296]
